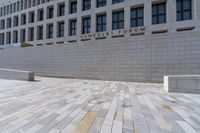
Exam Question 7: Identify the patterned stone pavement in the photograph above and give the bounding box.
[0,77,200,133]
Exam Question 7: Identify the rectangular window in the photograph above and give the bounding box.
[28,0,31,8]
[28,27,34,41]
[29,11,35,23]
[21,0,24,10]
[14,16,19,27]
[131,7,144,27]
[17,1,20,11]
[47,6,54,19]
[20,29,26,42]
[21,14,26,25]
[69,19,77,36]
[14,3,16,12]
[10,4,13,13]
[24,0,27,9]
[83,0,91,11]
[96,14,106,32]
[6,32,11,44]
[0,33,4,45]
[97,0,106,8]
[38,9,44,21]
[58,3,65,17]
[57,22,64,37]
[70,1,77,14]
[37,0,40,5]
[7,18,12,28]
[37,26,43,40]
[177,0,192,21]
[41,0,45,4]
[7,5,9,15]
[112,0,124,4]
[32,0,36,6]
[152,2,166,25]
[112,10,124,30]
[47,24,53,39]
[0,20,5,30]
[13,30,18,43]
[82,17,91,34]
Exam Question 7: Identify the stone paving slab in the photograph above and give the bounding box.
[0,77,200,133]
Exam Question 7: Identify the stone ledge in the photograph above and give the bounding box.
[164,75,200,94]
[0,68,34,81]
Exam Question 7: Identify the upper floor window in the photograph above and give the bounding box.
[112,0,124,4]
[28,27,34,41]
[38,9,44,21]
[58,3,65,17]
[96,14,106,32]
[0,20,5,30]
[17,1,20,11]
[13,16,19,27]
[13,30,18,43]
[97,0,106,8]
[41,0,45,4]
[69,19,77,36]
[21,14,26,25]
[82,17,91,34]
[37,0,40,5]
[152,2,166,25]
[37,26,43,40]
[6,32,11,44]
[21,0,24,10]
[0,33,4,45]
[70,1,77,14]
[112,10,124,30]
[131,7,144,27]
[83,0,91,11]
[20,29,26,42]
[47,24,53,39]
[57,22,65,37]
[7,18,12,28]
[29,11,35,23]
[32,0,36,7]
[177,0,192,21]
[47,6,54,19]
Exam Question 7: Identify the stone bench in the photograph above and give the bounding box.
[164,75,200,94]
[0,68,34,81]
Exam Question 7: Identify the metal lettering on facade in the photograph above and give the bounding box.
[80,27,145,39]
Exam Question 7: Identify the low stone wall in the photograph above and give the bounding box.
[164,75,200,94]
[0,68,34,81]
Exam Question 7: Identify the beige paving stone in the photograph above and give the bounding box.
[72,111,97,133]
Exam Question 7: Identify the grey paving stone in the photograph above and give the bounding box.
[0,77,199,133]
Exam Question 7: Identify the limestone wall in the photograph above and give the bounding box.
[0,30,199,83]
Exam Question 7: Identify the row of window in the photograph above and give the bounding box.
[0,0,192,31]
[0,0,193,46]
[0,0,53,17]
[0,21,64,44]
[0,0,127,17]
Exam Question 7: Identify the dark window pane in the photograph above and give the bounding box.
[176,0,192,21]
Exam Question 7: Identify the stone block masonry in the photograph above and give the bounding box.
[0,30,200,83]
[164,75,200,94]
[0,68,34,81]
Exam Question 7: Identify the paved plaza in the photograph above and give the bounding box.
[0,77,200,133]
